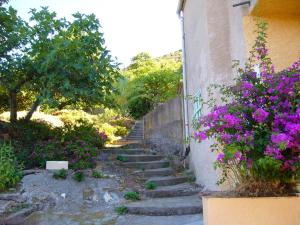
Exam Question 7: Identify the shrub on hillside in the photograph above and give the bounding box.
[63,120,107,148]
[0,142,22,191]
[115,126,129,137]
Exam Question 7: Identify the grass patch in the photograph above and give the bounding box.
[73,171,84,182]
[53,169,68,180]
[145,181,157,190]
[116,155,128,162]
[115,205,128,215]
[124,191,140,201]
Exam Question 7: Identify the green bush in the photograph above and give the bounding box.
[127,95,153,119]
[63,120,107,148]
[114,126,129,137]
[53,110,95,125]
[53,169,68,180]
[96,122,117,143]
[110,117,134,129]
[0,143,22,192]
[124,191,140,201]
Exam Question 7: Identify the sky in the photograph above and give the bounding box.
[8,0,182,67]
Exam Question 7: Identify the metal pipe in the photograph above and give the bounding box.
[233,1,251,7]
[179,11,190,152]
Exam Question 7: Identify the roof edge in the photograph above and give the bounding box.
[176,0,186,15]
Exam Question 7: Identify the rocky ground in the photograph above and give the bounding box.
[0,160,202,225]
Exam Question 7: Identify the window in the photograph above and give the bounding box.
[192,89,203,125]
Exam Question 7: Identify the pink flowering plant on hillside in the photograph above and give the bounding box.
[194,21,300,196]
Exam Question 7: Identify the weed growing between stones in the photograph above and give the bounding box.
[53,169,68,180]
[124,191,140,201]
[145,181,157,190]
[73,171,84,182]
[116,155,128,162]
[115,205,128,215]
[92,170,108,179]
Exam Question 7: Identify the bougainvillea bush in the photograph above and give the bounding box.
[194,22,300,196]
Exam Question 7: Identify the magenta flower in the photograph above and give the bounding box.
[252,108,269,123]
[223,114,241,128]
[234,151,244,161]
[194,131,207,142]
[216,152,225,163]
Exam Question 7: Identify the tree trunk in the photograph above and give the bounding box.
[9,91,17,123]
[24,98,41,121]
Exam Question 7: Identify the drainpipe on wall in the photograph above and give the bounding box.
[179,11,190,156]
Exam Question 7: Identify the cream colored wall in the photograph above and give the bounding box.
[203,196,300,225]
[244,15,300,70]
[183,0,248,190]
[183,0,300,191]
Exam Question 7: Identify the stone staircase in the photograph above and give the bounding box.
[115,120,144,145]
[103,145,203,218]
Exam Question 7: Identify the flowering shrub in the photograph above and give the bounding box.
[194,21,300,196]
[9,120,107,169]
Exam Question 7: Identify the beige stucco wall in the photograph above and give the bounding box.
[182,0,249,190]
[203,196,300,225]
[244,15,300,71]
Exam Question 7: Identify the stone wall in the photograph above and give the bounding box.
[143,97,183,156]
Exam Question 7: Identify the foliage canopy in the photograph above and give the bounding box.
[0,6,120,122]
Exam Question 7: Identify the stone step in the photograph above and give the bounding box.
[127,134,143,137]
[126,137,144,140]
[126,196,202,216]
[123,160,169,170]
[146,176,189,187]
[134,168,174,177]
[118,154,164,162]
[101,149,147,155]
[145,183,202,198]
[127,135,143,138]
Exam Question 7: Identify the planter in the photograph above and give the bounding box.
[203,196,300,225]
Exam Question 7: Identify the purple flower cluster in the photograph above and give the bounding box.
[194,56,300,177]
[252,108,269,123]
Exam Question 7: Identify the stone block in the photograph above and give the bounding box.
[46,161,68,170]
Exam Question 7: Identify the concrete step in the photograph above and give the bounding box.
[123,160,169,170]
[145,183,202,198]
[146,176,189,187]
[126,196,202,216]
[118,154,164,162]
[134,168,174,177]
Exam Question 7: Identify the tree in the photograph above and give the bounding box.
[119,51,182,118]
[0,7,120,122]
